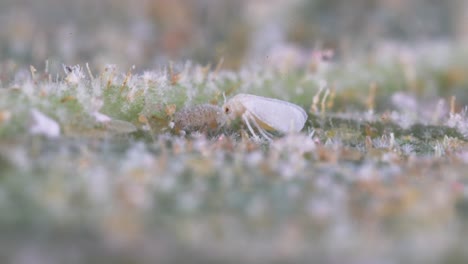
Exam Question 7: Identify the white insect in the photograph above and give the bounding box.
[222,94,307,140]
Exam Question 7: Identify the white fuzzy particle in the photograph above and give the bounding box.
[92,111,112,123]
[29,109,60,138]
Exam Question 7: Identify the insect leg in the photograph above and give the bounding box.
[242,113,260,140]
[245,112,272,141]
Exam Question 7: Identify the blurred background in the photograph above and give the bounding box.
[0,0,467,70]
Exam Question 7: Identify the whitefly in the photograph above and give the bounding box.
[222,93,307,140]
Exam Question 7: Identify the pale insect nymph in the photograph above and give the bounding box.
[222,94,307,140]
[173,104,227,134]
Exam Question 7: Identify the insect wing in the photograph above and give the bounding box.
[241,95,307,133]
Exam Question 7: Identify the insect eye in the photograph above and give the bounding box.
[224,107,230,114]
